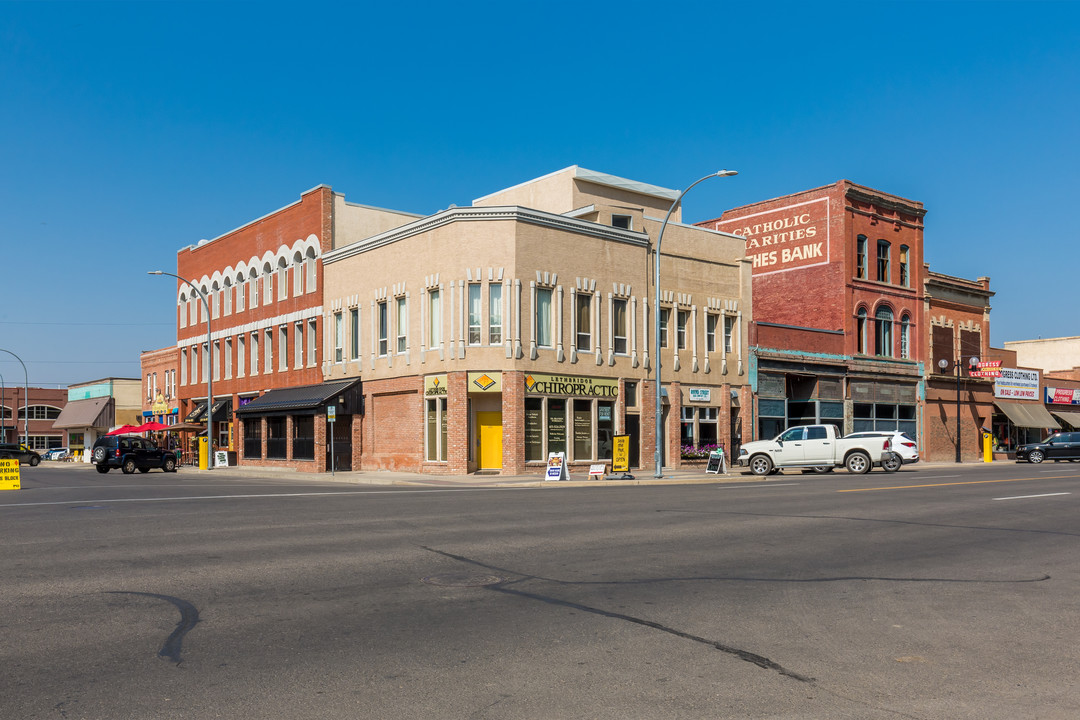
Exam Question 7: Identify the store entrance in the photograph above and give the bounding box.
[477,411,503,470]
[625,414,640,469]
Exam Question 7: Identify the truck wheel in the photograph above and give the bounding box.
[122,458,137,474]
[845,452,871,474]
[96,465,109,474]
[811,466,834,474]
[749,455,773,476]
[882,453,902,473]
[164,456,177,472]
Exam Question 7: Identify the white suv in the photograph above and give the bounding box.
[845,431,919,466]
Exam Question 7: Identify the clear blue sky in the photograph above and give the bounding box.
[2,1,1077,387]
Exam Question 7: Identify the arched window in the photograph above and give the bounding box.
[856,307,868,354]
[179,291,188,329]
[900,313,911,359]
[875,306,894,357]
[293,251,304,296]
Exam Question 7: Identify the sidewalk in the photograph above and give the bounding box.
[104,458,977,489]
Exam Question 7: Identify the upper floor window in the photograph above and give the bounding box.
[900,313,911,359]
[875,306,893,357]
[377,300,389,356]
[396,296,407,353]
[659,308,670,348]
[235,280,245,312]
[877,240,890,282]
[536,288,553,348]
[429,289,442,347]
[724,315,735,353]
[263,268,273,305]
[899,245,910,287]
[334,312,344,363]
[277,263,288,301]
[856,307,868,354]
[706,314,717,352]
[349,309,360,360]
[676,310,689,350]
[613,298,628,354]
[611,214,632,230]
[468,284,482,345]
[576,293,592,351]
[489,284,503,345]
[856,235,868,279]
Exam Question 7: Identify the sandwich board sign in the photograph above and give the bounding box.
[705,449,725,475]
[546,452,568,481]
[612,434,630,473]
[0,459,19,490]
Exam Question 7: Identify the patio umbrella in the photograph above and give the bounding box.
[135,421,169,433]
[106,424,141,436]
[167,422,206,432]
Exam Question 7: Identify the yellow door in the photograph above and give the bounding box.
[477,412,503,469]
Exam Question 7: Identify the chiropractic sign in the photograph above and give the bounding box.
[711,197,830,276]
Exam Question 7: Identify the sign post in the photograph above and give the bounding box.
[327,405,336,476]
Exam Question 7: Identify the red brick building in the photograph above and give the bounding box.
[699,181,926,446]
[1,386,67,449]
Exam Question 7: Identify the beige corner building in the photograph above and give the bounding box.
[322,167,753,475]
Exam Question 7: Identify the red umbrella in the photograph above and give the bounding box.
[106,424,141,436]
[135,421,169,433]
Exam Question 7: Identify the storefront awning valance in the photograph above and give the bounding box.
[186,402,207,423]
[52,396,113,429]
[235,379,360,417]
[1052,411,1080,429]
[996,402,1060,430]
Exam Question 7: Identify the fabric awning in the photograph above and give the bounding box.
[52,397,112,429]
[210,399,231,422]
[1052,411,1080,429]
[236,379,359,416]
[995,402,1061,430]
[185,402,207,422]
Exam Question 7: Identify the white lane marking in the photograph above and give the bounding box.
[993,493,1071,501]
[0,488,510,509]
[717,483,801,490]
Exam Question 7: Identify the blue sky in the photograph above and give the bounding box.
[2,1,1077,387]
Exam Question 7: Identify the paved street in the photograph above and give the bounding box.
[3,460,1080,719]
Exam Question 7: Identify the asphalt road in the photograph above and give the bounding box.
[3,460,1080,719]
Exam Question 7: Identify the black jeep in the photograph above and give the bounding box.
[91,435,178,474]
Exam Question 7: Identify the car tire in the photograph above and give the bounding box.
[845,451,871,474]
[1029,450,1044,464]
[749,455,773,476]
[96,465,109,474]
[138,467,150,473]
[811,466,834,474]
[122,458,137,474]
[92,447,107,464]
[882,453,902,473]
[29,455,40,467]
[164,456,177,473]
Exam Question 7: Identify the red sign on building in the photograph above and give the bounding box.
[710,197,831,276]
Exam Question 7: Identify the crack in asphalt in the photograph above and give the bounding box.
[421,546,812,683]
[105,591,200,663]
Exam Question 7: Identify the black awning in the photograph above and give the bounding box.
[185,402,207,422]
[210,399,232,422]
[235,379,361,417]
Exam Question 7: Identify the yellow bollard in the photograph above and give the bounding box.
[982,431,993,462]
[199,436,209,470]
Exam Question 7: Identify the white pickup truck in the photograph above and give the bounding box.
[736,424,897,476]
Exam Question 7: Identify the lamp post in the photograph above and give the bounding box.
[149,270,213,470]
[653,170,738,478]
[939,355,979,462]
[0,371,6,443]
[0,349,30,447]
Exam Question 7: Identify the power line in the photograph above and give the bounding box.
[0,321,173,327]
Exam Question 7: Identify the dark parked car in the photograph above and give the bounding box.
[1015,432,1080,464]
[0,443,42,466]
[91,435,178,474]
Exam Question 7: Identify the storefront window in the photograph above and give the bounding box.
[266,416,287,459]
[681,407,695,446]
[243,420,261,459]
[426,398,448,462]
[547,398,566,455]
[573,399,592,459]
[525,398,543,462]
[293,416,314,460]
[597,401,614,460]
[698,408,718,447]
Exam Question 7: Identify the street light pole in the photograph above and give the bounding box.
[0,349,30,447]
[653,170,737,478]
[941,355,978,463]
[0,371,6,443]
[149,270,213,470]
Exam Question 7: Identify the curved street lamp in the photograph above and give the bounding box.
[149,270,213,470]
[653,170,738,477]
[0,349,30,447]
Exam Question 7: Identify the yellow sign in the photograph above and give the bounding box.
[151,392,169,415]
[424,374,448,396]
[468,372,502,393]
[525,373,619,397]
[612,434,630,473]
[0,459,20,490]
